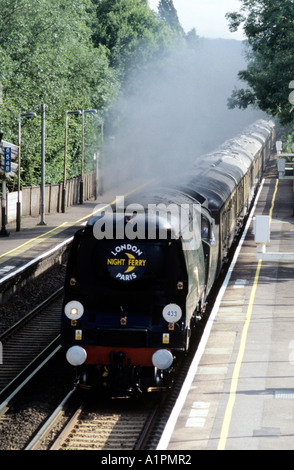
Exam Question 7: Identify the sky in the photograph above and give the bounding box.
[148,0,245,40]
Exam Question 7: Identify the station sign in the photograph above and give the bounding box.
[4,147,11,173]
[0,140,18,176]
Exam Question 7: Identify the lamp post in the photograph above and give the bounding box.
[62,110,82,213]
[95,118,104,199]
[17,112,38,231]
[38,104,46,226]
[80,109,97,204]
[0,132,9,237]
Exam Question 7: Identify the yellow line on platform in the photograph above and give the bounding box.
[217,179,279,450]
[217,258,262,450]
[0,222,69,259]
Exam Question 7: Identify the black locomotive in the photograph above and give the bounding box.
[61,119,275,395]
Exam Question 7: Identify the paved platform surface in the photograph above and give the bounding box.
[158,175,294,450]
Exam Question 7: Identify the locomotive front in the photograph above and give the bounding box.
[61,202,207,395]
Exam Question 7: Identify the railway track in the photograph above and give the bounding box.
[51,404,155,450]
[0,288,64,400]
[26,394,158,450]
[23,379,173,451]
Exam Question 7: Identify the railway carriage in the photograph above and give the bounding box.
[61,119,275,395]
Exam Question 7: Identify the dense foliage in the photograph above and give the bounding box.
[0,0,186,186]
[226,0,294,125]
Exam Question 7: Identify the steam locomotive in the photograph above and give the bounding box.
[61,119,275,395]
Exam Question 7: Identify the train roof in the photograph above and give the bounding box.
[123,187,202,212]
[184,119,275,210]
[185,176,232,210]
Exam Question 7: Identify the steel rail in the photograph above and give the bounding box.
[0,288,64,404]
[25,387,77,450]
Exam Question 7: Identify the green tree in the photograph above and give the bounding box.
[226,0,294,124]
[0,0,118,185]
[91,0,179,85]
[158,0,184,34]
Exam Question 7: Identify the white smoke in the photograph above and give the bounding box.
[102,39,265,188]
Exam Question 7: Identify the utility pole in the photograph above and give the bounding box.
[0,177,9,237]
[39,104,46,225]
[0,135,10,237]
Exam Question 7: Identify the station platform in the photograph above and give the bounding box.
[158,175,294,450]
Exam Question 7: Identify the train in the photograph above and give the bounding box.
[61,119,276,395]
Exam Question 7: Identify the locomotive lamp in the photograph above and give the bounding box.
[64,300,84,320]
[66,345,87,366]
[152,349,173,370]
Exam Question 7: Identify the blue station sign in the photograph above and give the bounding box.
[4,147,11,173]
